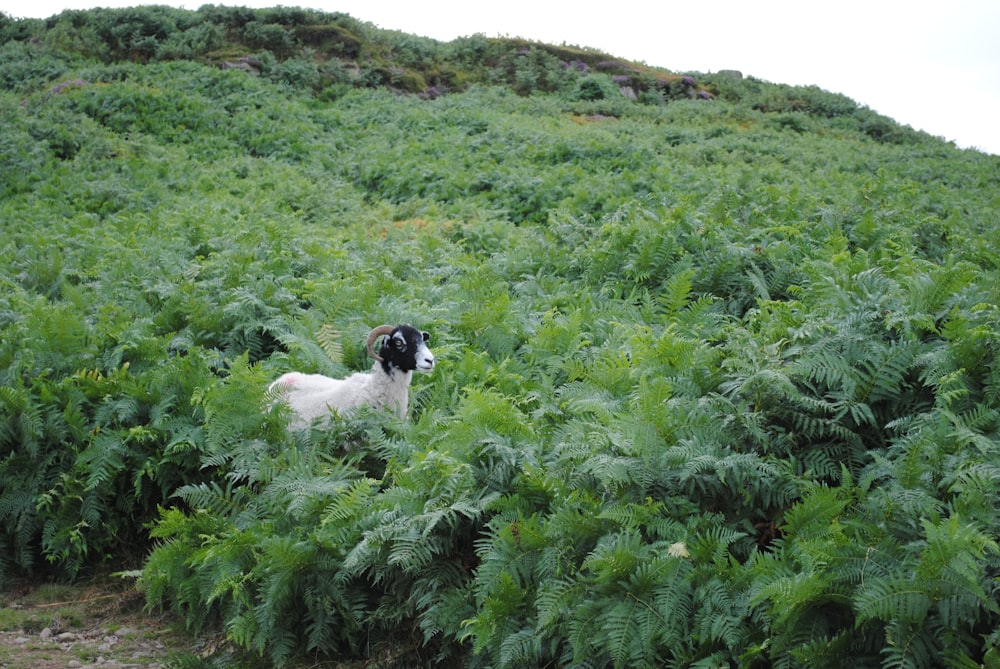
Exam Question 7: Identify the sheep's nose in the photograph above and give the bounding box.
[420,352,435,371]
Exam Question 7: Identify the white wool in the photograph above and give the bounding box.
[269,364,414,430]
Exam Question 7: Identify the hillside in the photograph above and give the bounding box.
[2,5,1000,668]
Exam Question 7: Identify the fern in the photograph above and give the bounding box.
[576,533,694,667]
[854,576,933,626]
[0,384,44,457]
[315,322,343,365]
[879,621,941,669]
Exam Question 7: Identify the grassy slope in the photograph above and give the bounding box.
[2,6,1000,668]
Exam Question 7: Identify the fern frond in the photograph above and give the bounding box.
[781,485,852,540]
[854,575,932,626]
[656,267,697,318]
[880,620,939,669]
[0,384,43,451]
[315,323,343,365]
[857,340,918,404]
[498,627,543,668]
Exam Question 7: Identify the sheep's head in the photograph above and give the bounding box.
[367,324,435,375]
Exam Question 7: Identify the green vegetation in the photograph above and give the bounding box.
[2,5,1000,668]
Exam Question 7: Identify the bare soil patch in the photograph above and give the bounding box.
[2,577,430,669]
[0,577,192,669]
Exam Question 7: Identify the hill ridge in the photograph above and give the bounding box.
[1,3,944,149]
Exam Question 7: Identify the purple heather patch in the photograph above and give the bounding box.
[50,79,87,94]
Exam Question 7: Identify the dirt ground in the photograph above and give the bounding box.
[0,576,196,669]
[2,577,428,669]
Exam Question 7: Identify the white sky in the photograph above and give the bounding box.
[4,0,999,155]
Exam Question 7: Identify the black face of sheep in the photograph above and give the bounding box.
[367,324,435,376]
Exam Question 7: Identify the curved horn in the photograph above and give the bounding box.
[366,325,396,362]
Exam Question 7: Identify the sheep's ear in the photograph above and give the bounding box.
[421,331,430,342]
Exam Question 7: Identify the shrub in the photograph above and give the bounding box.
[571,74,618,101]
[241,21,296,59]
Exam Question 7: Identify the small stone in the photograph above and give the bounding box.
[56,631,79,642]
[67,661,82,668]
[40,626,53,639]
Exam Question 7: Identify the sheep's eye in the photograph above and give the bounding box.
[393,337,406,350]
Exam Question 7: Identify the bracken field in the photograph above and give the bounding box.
[2,6,1000,668]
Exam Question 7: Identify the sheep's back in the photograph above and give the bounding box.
[273,370,384,423]
[269,368,410,428]
[270,371,342,394]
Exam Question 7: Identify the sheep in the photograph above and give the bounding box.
[268,324,434,430]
